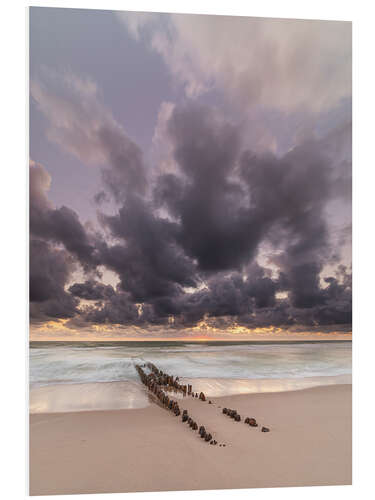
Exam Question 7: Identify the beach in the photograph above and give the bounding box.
[29,383,352,495]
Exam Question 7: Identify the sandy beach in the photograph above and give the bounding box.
[29,384,351,495]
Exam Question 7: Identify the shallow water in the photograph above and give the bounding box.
[29,341,351,413]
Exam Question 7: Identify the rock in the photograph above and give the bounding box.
[199,426,206,439]
[234,414,241,422]
[208,400,212,404]
[261,426,270,432]
[244,417,250,424]
[222,408,228,414]
[199,392,206,401]
[248,418,258,427]
[182,414,188,422]
[205,433,212,442]
[182,409,188,416]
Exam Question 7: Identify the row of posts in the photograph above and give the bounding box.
[135,362,217,444]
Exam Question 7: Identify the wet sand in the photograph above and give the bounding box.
[29,384,352,495]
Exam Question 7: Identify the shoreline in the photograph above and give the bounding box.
[29,374,352,414]
[30,384,352,495]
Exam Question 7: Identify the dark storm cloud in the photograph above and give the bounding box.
[98,195,197,302]
[81,291,140,325]
[29,161,99,323]
[68,280,115,301]
[154,106,333,309]
[30,102,351,332]
[30,238,79,320]
[30,162,99,271]
[82,103,350,331]
[155,105,257,272]
[156,265,279,327]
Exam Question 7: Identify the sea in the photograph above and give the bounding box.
[29,340,352,414]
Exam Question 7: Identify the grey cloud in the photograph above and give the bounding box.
[69,280,115,301]
[98,195,197,302]
[31,70,147,202]
[118,12,351,112]
[30,238,79,320]
[30,161,99,270]
[30,98,351,332]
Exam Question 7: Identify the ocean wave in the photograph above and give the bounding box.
[30,342,352,387]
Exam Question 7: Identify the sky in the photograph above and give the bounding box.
[29,7,352,341]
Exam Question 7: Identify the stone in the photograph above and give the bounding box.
[249,418,258,427]
[261,426,270,432]
[182,414,188,422]
[222,408,228,414]
[205,433,212,442]
[234,414,241,422]
[244,417,250,424]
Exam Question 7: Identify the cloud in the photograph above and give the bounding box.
[31,70,147,201]
[84,103,350,331]
[30,160,99,270]
[29,160,100,323]
[68,280,115,301]
[98,195,198,302]
[30,72,351,333]
[117,12,351,113]
[30,238,79,320]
